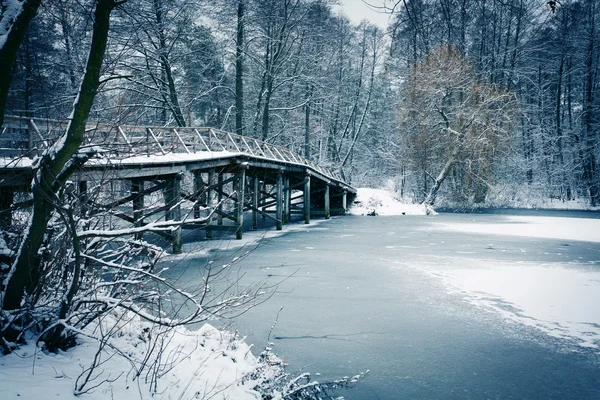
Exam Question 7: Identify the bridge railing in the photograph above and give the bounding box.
[1,116,344,182]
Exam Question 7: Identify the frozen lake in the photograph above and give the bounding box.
[166,211,600,399]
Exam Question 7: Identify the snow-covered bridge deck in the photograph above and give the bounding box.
[0,116,356,252]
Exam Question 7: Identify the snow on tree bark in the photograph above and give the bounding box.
[2,0,121,311]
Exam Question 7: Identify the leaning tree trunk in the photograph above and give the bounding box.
[0,0,42,128]
[2,0,119,311]
[423,129,464,206]
[423,156,458,206]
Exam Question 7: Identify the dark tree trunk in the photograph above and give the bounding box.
[153,0,185,127]
[235,0,244,136]
[583,1,598,206]
[2,0,118,311]
[0,0,42,128]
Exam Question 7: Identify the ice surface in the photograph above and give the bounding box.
[425,215,600,348]
[435,215,600,243]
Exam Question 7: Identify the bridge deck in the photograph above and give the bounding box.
[0,117,356,250]
[0,116,353,191]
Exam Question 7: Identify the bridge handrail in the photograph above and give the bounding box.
[1,116,345,184]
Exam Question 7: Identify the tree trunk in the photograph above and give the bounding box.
[235,0,244,136]
[424,128,464,206]
[423,154,458,206]
[2,0,118,311]
[583,0,598,206]
[0,0,42,128]
[304,85,311,159]
[153,0,185,127]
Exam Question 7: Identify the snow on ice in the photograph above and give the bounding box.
[424,215,600,349]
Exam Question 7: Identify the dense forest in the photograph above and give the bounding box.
[3,0,599,207]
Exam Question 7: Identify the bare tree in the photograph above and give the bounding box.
[400,46,517,205]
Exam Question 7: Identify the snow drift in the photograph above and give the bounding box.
[349,188,434,216]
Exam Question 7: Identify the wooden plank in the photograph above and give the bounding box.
[304,173,311,224]
[131,179,144,240]
[244,204,281,223]
[235,169,245,239]
[173,129,191,154]
[324,185,330,219]
[165,175,182,254]
[206,169,215,239]
[283,175,290,224]
[227,132,241,152]
[276,171,283,230]
[147,128,166,155]
[194,129,212,152]
[252,176,259,230]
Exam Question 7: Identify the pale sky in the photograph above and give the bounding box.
[335,0,392,29]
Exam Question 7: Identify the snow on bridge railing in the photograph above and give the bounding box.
[1,116,344,183]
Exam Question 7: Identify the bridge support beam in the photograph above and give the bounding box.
[283,175,290,224]
[276,171,283,230]
[131,178,144,240]
[324,185,330,219]
[261,181,267,220]
[342,190,347,214]
[217,173,224,226]
[304,173,311,224]
[193,171,204,219]
[234,169,246,240]
[252,176,259,230]
[165,175,182,254]
[206,169,215,239]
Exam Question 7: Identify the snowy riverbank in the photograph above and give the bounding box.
[0,317,282,399]
[348,188,433,216]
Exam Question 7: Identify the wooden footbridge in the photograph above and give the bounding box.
[0,116,356,253]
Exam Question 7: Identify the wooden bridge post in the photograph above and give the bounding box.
[217,173,223,226]
[276,171,283,230]
[304,172,311,224]
[206,169,215,239]
[165,175,183,254]
[324,184,330,219]
[283,175,290,224]
[233,168,246,240]
[342,190,347,214]
[252,176,259,230]
[193,171,203,219]
[234,168,246,239]
[261,181,267,220]
[131,179,144,239]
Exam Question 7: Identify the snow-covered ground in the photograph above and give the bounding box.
[0,318,279,399]
[349,188,430,216]
[426,215,600,349]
